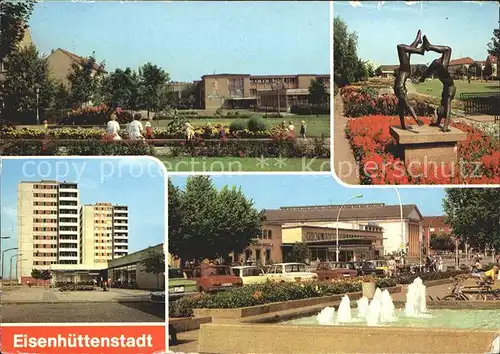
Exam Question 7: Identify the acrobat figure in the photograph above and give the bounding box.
[416,36,455,132]
[394,29,426,130]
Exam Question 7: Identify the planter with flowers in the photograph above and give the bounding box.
[361,276,377,299]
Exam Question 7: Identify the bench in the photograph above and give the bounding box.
[460,92,500,122]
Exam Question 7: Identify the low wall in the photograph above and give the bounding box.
[193,286,401,320]
[197,323,499,354]
[169,316,211,332]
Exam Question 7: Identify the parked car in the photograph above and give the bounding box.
[314,262,358,281]
[150,291,165,303]
[348,261,385,277]
[231,266,269,285]
[266,263,318,283]
[369,260,389,276]
[168,267,197,299]
[191,265,243,293]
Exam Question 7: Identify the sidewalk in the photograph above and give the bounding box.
[0,286,152,304]
[333,95,359,185]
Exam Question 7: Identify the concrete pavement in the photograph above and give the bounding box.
[0,286,153,304]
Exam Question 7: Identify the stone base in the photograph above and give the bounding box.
[389,125,467,166]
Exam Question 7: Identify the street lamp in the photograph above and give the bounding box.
[36,86,40,125]
[336,194,363,262]
[9,253,21,285]
[0,234,11,274]
[1,247,17,279]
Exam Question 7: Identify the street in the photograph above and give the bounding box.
[0,302,165,323]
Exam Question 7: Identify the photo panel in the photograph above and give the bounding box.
[333,0,500,186]
[0,157,167,353]
[167,173,500,353]
[0,1,331,173]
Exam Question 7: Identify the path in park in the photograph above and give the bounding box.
[333,95,359,185]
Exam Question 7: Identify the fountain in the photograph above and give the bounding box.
[488,335,500,354]
[365,293,382,326]
[337,295,352,323]
[357,297,369,319]
[380,289,396,323]
[316,306,335,325]
[405,277,427,317]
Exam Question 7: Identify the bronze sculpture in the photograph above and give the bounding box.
[394,30,425,130]
[416,36,455,132]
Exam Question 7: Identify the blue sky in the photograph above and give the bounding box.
[334,1,499,66]
[29,1,330,82]
[170,175,447,216]
[0,157,166,275]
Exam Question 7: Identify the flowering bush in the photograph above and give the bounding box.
[346,115,500,185]
[169,278,397,317]
[341,86,435,118]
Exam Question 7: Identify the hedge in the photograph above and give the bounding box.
[59,285,95,291]
[290,105,330,115]
[395,269,467,285]
[0,140,157,156]
[169,278,397,318]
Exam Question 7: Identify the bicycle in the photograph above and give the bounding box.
[438,274,470,301]
[473,280,500,300]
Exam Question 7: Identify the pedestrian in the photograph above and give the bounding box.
[438,256,443,272]
[219,126,227,142]
[144,116,154,139]
[127,113,145,140]
[43,120,48,130]
[288,121,295,139]
[300,121,307,139]
[184,122,195,141]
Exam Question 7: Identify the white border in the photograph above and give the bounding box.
[330,0,500,189]
[0,156,169,344]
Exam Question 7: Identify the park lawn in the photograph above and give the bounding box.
[414,79,500,98]
[153,115,331,137]
[159,156,331,172]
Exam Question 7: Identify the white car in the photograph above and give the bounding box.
[231,266,269,285]
[266,263,318,283]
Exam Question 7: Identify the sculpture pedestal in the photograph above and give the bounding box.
[389,125,467,166]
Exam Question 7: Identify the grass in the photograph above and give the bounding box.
[152,115,331,137]
[159,156,331,172]
[414,79,500,98]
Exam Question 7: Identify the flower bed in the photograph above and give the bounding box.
[395,270,467,285]
[169,278,396,318]
[59,285,95,291]
[346,115,500,184]
[340,86,435,118]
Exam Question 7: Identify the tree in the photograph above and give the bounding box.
[53,81,70,110]
[140,249,165,290]
[443,189,500,253]
[100,67,140,110]
[374,66,383,77]
[138,63,172,117]
[487,28,500,58]
[0,0,35,60]
[430,233,455,252]
[454,65,467,79]
[411,64,428,80]
[30,269,41,285]
[333,17,362,85]
[168,176,263,263]
[290,242,311,263]
[483,59,493,79]
[40,269,52,286]
[168,178,182,265]
[469,62,482,78]
[308,79,328,105]
[67,52,105,108]
[3,45,55,122]
[365,62,375,78]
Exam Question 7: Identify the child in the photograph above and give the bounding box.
[300,121,307,138]
[43,120,48,130]
[145,117,153,139]
[288,121,295,139]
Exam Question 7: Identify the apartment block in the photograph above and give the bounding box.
[17,181,128,284]
[80,203,129,266]
[17,181,79,283]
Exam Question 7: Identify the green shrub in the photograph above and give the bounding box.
[229,120,247,133]
[395,270,466,285]
[247,116,267,132]
[290,105,330,115]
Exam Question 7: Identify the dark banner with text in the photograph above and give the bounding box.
[0,324,166,354]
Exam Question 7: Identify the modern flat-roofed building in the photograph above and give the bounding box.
[17,180,80,283]
[235,203,424,265]
[194,73,330,111]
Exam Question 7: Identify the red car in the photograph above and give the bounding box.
[191,265,243,293]
[314,262,358,281]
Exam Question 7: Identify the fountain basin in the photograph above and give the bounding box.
[285,308,500,329]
